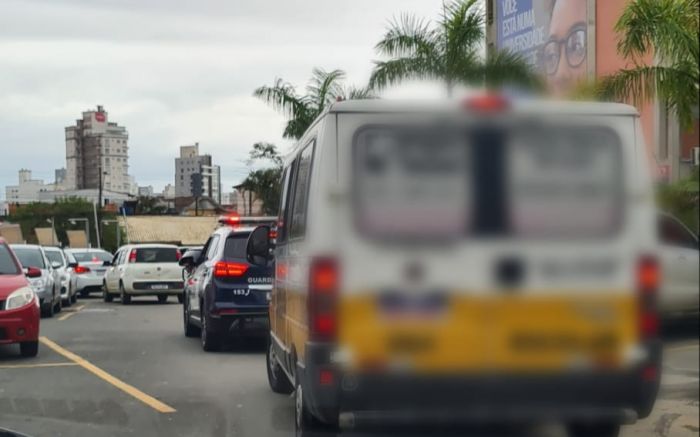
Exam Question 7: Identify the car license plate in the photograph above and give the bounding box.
[151,284,169,290]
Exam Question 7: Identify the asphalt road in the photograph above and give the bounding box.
[0,297,697,437]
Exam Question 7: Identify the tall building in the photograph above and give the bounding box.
[65,105,133,195]
[174,143,221,203]
[162,183,176,199]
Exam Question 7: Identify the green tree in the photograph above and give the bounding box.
[238,142,284,215]
[597,0,699,128]
[254,68,375,140]
[368,0,541,96]
[135,196,165,215]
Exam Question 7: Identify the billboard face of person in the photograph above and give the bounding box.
[544,0,588,96]
[495,0,588,96]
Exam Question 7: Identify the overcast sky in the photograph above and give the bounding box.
[0,0,447,199]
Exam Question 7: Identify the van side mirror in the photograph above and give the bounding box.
[179,249,202,270]
[246,226,272,264]
[25,266,42,278]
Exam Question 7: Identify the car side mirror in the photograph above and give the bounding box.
[246,225,272,265]
[51,262,62,269]
[103,260,112,267]
[179,249,202,269]
[68,262,78,269]
[25,266,42,278]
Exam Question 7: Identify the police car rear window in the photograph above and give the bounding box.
[224,233,250,260]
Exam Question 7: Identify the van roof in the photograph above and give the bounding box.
[327,98,639,116]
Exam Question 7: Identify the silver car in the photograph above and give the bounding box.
[10,244,62,317]
[43,246,77,306]
[64,248,113,298]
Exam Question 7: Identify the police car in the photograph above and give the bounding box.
[179,214,276,351]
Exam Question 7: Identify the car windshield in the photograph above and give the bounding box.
[11,247,45,269]
[0,245,21,275]
[134,247,178,263]
[70,251,113,263]
[45,250,65,266]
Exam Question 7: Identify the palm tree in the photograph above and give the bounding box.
[597,0,699,128]
[368,0,541,96]
[254,68,375,140]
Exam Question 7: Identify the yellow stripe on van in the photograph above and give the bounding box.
[338,292,638,373]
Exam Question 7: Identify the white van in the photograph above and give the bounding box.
[261,97,662,437]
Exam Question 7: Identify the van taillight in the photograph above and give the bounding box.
[214,261,248,278]
[309,258,338,342]
[128,249,137,263]
[637,255,660,339]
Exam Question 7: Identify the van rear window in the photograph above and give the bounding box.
[353,124,622,239]
[134,248,178,263]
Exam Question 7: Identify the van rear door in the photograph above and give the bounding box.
[334,111,644,374]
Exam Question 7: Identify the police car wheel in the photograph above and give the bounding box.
[201,314,220,352]
[183,300,200,338]
[267,340,293,394]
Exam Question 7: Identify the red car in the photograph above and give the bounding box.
[0,238,40,357]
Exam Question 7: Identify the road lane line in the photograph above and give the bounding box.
[0,362,79,369]
[57,304,86,321]
[39,336,176,413]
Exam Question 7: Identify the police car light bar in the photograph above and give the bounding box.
[217,214,277,228]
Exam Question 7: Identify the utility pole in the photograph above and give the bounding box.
[97,134,104,247]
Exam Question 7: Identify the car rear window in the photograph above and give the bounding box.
[134,248,179,263]
[0,245,21,275]
[12,247,45,269]
[223,233,250,260]
[353,124,621,240]
[70,251,113,263]
[45,250,65,266]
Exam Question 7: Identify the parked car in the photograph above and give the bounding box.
[0,238,41,357]
[64,248,113,298]
[658,212,699,319]
[179,215,275,351]
[43,246,76,306]
[263,98,662,437]
[103,244,184,304]
[10,244,61,318]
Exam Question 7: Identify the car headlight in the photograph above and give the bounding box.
[29,276,46,292]
[5,286,36,310]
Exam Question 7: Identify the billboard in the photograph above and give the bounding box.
[494,0,589,96]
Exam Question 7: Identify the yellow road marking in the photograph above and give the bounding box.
[39,337,176,413]
[57,304,86,321]
[0,362,79,369]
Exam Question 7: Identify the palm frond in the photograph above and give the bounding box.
[376,14,439,58]
[479,49,544,91]
[369,57,441,91]
[253,79,309,121]
[441,0,484,54]
[597,64,699,127]
[343,86,379,100]
[306,68,346,112]
[615,0,699,66]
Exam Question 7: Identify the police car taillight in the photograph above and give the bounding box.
[308,257,338,342]
[213,261,248,278]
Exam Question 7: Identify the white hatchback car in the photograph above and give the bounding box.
[103,244,184,304]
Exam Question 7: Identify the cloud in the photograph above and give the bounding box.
[0,0,444,197]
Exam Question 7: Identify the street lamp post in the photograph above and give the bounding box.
[68,217,90,248]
